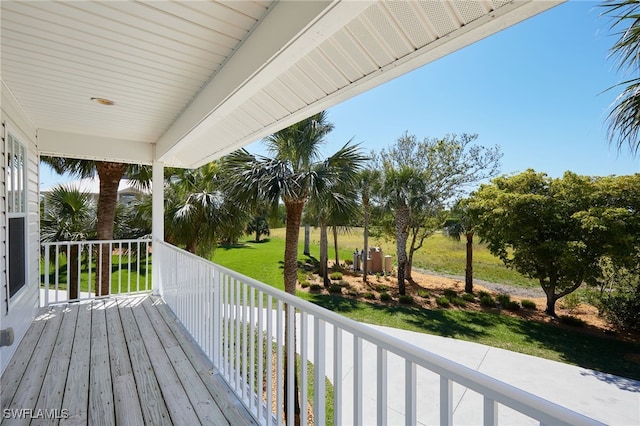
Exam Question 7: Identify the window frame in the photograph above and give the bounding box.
[5,126,29,310]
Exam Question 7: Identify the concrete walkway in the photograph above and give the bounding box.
[293,311,639,426]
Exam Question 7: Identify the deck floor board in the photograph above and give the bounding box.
[0,295,256,426]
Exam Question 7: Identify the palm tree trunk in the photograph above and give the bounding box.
[303,224,310,256]
[69,245,80,300]
[283,199,304,425]
[465,232,474,293]
[96,162,126,296]
[362,199,369,282]
[319,221,329,287]
[395,204,410,295]
[332,226,339,266]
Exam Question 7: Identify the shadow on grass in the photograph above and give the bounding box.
[218,242,255,251]
[306,293,640,382]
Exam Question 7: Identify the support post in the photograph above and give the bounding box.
[152,160,164,296]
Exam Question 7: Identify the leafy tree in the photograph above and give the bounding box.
[443,199,476,293]
[41,185,96,299]
[601,0,640,156]
[376,133,501,295]
[41,157,150,295]
[224,111,364,423]
[469,170,639,316]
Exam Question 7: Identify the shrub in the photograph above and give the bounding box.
[399,295,413,304]
[380,292,392,302]
[561,292,581,310]
[332,264,344,273]
[344,258,353,266]
[462,293,475,302]
[347,290,359,297]
[443,289,457,300]
[375,272,382,282]
[364,292,376,300]
[496,294,511,306]
[505,301,521,311]
[309,284,322,292]
[329,284,342,294]
[436,297,451,308]
[600,290,640,332]
[329,271,343,281]
[478,291,491,298]
[480,295,496,308]
[338,280,350,288]
[559,315,586,327]
[417,289,431,298]
[300,281,310,288]
[375,284,389,293]
[450,297,467,307]
[521,299,537,310]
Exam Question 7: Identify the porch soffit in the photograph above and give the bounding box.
[1,1,563,168]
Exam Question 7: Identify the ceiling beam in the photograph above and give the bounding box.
[38,129,154,165]
[155,0,374,165]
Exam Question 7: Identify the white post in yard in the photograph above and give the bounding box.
[152,160,164,296]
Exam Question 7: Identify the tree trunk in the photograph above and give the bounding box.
[542,279,558,317]
[255,229,260,243]
[95,162,126,296]
[283,200,304,425]
[362,198,369,282]
[332,226,339,266]
[283,199,304,295]
[395,204,410,295]
[303,224,310,256]
[186,239,198,254]
[69,245,80,300]
[319,221,329,287]
[465,232,474,293]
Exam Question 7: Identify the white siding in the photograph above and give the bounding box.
[0,81,40,374]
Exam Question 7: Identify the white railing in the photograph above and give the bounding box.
[155,241,604,426]
[41,239,152,305]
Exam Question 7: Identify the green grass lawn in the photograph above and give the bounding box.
[41,253,152,294]
[212,232,640,381]
[268,227,538,288]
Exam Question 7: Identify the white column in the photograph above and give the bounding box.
[152,160,164,295]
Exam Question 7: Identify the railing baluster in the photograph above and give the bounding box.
[88,242,92,298]
[334,326,342,425]
[483,396,497,426]
[378,347,387,426]
[314,317,326,426]
[286,303,295,425]
[265,295,273,425]
[276,300,283,426]
[235,279,241,393]
[44,246,50,306]
[257,290,264,424]
[300,312,308,426]
[406,361,417,426]
[242,283,249,404]
[136,240,141,292]
[54,245,60,302]
[354,335,362,426]
[249,286,256,414]
[440,376,453,426]
[118,241,122,295]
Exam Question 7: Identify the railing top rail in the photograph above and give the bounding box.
[42,238,152,247]
[156,240,604,426]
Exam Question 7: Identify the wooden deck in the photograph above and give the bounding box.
[0,295,257,425]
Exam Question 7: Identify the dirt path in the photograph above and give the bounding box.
[412,267,546,299]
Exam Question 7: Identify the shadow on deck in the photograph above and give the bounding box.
[1,295,257,425]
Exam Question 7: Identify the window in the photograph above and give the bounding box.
[7,132,27,299]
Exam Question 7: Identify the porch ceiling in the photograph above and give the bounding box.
[1,0,563,169]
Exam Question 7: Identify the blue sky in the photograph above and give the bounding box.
[41,0,639,187]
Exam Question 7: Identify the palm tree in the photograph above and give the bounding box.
[41,185,96,299]
[443,199,476,293]
[355,167,381,282]
[601,0,640,156]
[164,163,248,255]
[41,157,150,295]
[224,111,365,423]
